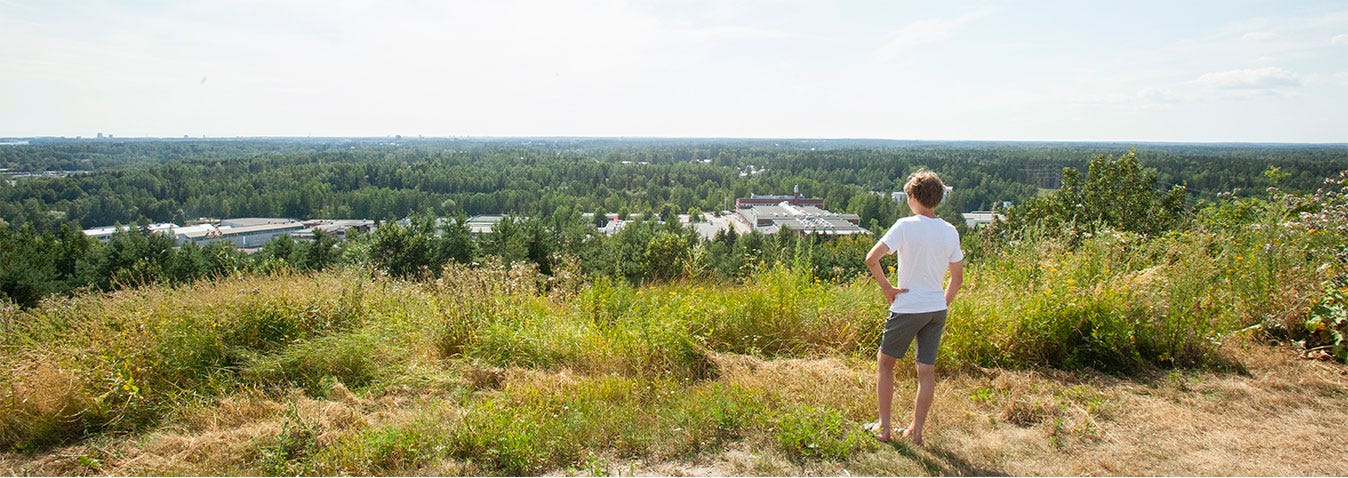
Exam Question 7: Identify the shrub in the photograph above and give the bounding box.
[999,150,1188,241]
[771,405,875,463]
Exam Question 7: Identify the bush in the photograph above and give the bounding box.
[772,405,876,463]
[1304,279,1348,362]
[999,150,1188,241]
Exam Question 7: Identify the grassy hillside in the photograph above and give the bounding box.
[3,176,1345,475]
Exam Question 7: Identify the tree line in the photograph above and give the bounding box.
[3,138,1347,308]
[4,139,1345,233]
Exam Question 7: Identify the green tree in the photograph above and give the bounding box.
[0,224,60,307]
[90,226,178,290]
[300,228,341,272]
[435,217,475,267]
[369,222,435,280]
[257,234,299,273]
[1001,150,1188,239]
[645,231,694,281]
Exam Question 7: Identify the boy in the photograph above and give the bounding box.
[863,171,964,445]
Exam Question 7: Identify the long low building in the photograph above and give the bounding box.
[292,219,375,241]
[83,218,371,249]
[735,193,824,209]
[82,223,177,242]
[215,221,307,248]
[961,211,1006,229]
[737,201,866,236]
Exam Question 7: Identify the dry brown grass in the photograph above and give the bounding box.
[0,380,461,476]
[2,338,1345,476]
[0,358,90,452]
[578,341,1348,476]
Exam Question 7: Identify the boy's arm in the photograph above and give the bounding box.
[945,261,964,306]
[865,241,907,304]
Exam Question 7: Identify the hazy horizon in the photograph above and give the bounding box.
[8,135,1348,147]
[3,1,1347,143]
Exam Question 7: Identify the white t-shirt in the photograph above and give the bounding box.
[879,214,964,314]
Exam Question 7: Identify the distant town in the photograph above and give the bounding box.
[81,189,1005,252]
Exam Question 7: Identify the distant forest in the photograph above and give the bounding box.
[2,137,1347,232]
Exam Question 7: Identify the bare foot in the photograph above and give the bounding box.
[900,426,923,446]
[864,421,891,442]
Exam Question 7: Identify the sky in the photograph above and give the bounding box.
[2,0,1346,142]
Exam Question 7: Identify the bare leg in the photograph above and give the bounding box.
[875,350,897,441]
[905,362,936,445]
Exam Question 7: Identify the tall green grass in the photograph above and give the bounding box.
[0,270,432,450]
[946,199,1330,370]
[1,195,1340,473]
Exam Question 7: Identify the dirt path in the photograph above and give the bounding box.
[589,343,1348,476]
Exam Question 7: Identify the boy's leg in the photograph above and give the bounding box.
[906,362,935,445]
[875,350,897,440]
[905,310,947,445]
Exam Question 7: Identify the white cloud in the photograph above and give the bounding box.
[1135,88,1183,107]
[1072,88,1186,110]
[1242,31,1277,41]
[686,25,798,41]
[1333,33,1348,45]
[1074,67,1308,110]
[1192,67,1301,90]
[874,10,992,62]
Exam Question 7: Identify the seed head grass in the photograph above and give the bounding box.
[1,207,1344,474]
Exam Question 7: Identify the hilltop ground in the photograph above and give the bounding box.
[3,339,1344,476]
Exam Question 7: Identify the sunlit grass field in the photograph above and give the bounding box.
[2,200,1344,475]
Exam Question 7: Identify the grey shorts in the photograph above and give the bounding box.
[880,310,948,365]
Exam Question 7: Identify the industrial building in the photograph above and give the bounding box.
[464,215,508,236]
[735,189,825,209]
[82,223,177,242]
[735,191,866,236]
[960,211,1006,229]
[292,219,375,241]
[82,217,372,250]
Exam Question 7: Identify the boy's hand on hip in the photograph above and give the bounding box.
[882,285,908,304]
